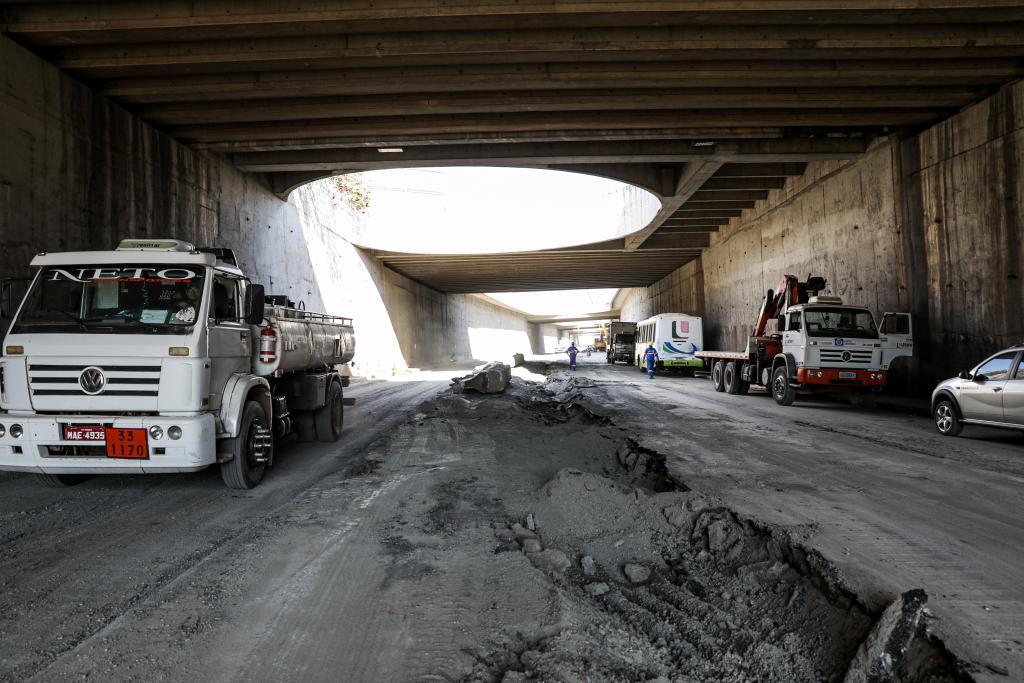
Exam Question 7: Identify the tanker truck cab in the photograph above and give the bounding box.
[0,239,355,489]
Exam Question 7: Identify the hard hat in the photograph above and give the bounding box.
[649,342,654,347]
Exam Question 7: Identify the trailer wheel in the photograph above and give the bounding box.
[35,473,90,488]
[771,367,797,406]
[711,361,726,392]
[315,382,344,442]
[221,400,271,489]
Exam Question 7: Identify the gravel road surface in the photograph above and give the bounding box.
[0,357,1019,681]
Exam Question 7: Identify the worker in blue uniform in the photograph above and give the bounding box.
[644,343,659,379]
[567,342,579,370]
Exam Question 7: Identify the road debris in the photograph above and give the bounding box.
[451,361,512,394]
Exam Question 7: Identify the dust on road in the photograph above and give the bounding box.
[0,360,1013,681]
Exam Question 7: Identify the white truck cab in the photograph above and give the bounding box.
[0,239,355,489]
[780,296,914,387]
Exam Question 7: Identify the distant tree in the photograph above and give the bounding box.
[329,174,371,213]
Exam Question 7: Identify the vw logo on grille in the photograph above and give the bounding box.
[79,367,107,395]
[841,351,852,362]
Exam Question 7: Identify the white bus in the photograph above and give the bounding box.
[635,313,704,374]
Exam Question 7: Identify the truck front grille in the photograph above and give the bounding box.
[819,349,873,365]
[28,363,161,397]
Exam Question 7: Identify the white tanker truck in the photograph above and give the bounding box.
[0,239,355,489]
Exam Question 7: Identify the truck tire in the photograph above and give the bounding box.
[606,355,613,364]
[295,410,317,442]
[933,398,963,436]
[221,400,271,489]
[35,473,89,487]
[315,382,344,442]
[724,361,743,395]
[771,366,797,406]
[711,361,726,392]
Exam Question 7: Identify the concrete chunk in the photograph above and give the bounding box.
[451,361,512,394]
[528,549,571,574]
[844,589,928,683]
[623,563,651,584]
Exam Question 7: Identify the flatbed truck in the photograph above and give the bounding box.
[696,275,913,405]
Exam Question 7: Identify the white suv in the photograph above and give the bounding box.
[932,345,1024,436]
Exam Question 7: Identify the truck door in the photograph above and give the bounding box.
[999,353,1024,426]
[207,276,252,411]
[959,352,1015,423]
[879,312,914,369]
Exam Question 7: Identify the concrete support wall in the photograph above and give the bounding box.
[624,80,1023,391]
[0,35,534,374]
[615,258,705,323]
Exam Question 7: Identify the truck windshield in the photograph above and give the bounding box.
[803,308,878,339]
[12,265,206,335]
[614,334,636,344]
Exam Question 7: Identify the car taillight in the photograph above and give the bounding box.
[259,327,278,363]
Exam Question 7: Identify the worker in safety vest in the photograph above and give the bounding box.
[643,343,659,379]
[567,342,579,370]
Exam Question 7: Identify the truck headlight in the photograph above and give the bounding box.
[149,426,164,440]
[0,424,5,438]
[9,424,22,438]
[167,426,182,440]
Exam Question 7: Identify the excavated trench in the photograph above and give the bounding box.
[458,372,967,682]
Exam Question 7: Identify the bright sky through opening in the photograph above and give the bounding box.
[335,167,655,316]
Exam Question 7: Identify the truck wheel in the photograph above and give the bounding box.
[933,399,963,436]
[737,370,751,395]
[771,367,797,406]
[315,382,344,442]
[711,361,726,392]
[606,355,613,364]
[724,361,743,394]
[35,473,89,487]
[221,400,272,489]
[295,410,317,442]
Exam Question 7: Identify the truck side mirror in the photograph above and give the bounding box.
[1,279,29,320]
[245,284,266,324]
[0,281,12,319]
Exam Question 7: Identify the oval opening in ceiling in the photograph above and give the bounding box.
[327,167,660,255]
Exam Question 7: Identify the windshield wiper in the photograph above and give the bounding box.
[98,313,162,333]
[22,309,91,331]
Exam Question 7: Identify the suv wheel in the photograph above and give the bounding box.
[934,398,963,436]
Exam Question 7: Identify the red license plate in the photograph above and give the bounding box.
[104,428,149,459]
[63,424,106,441]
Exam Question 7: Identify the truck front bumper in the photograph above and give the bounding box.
[0,414,217,474]
[797,368,887,387]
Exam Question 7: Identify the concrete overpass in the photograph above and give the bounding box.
[4,5,1024,681]
[3,2,1024,293]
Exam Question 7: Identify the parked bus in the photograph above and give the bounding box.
[635,314,704,374]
